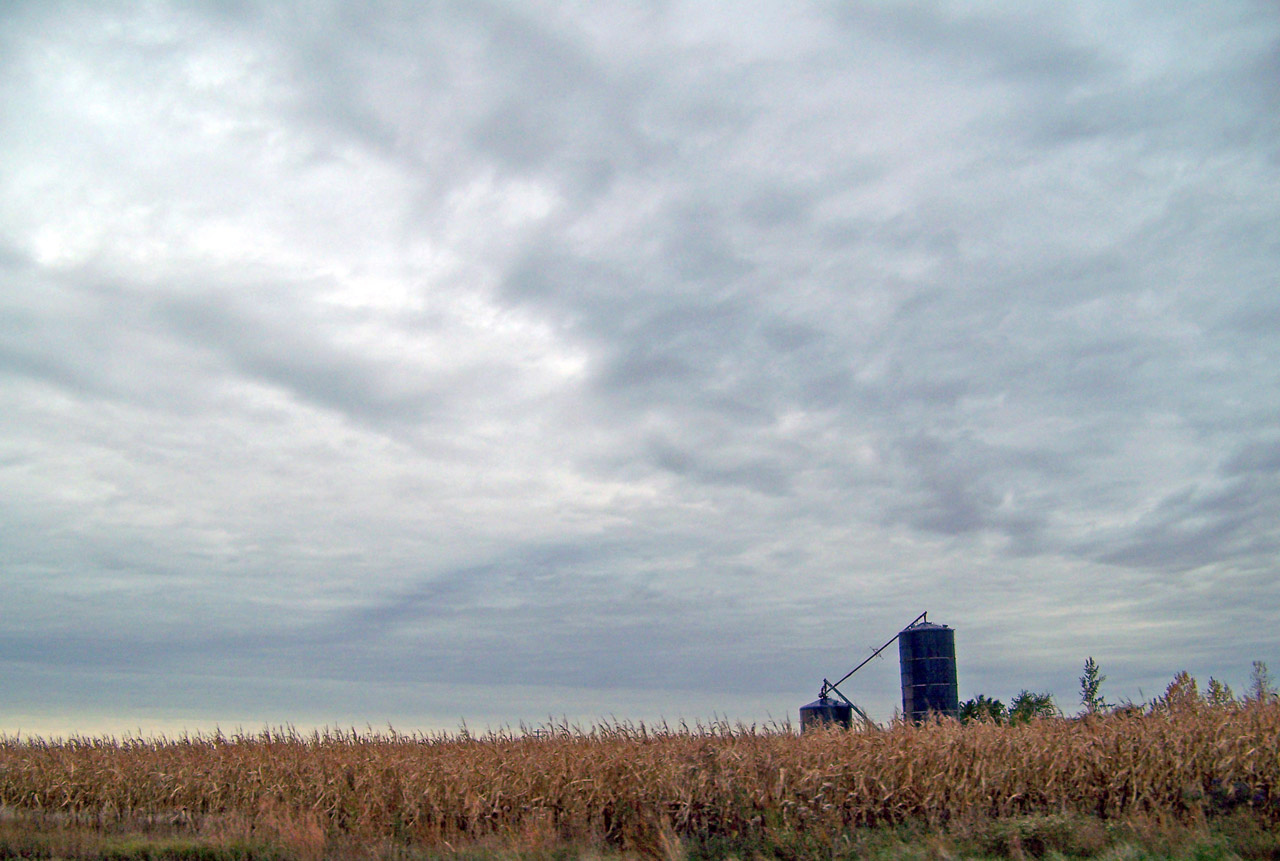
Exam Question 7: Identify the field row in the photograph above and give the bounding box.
[1,703,1277,853]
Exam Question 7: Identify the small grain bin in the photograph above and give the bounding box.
[799,696,853,731]
[898,617,959,722]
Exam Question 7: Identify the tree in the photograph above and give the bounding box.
[1205,677,1236,709]
[1154,670,1200,712]
[1078,656,1109,715]
[1008,690,1059,723]
[1247,661,1277,704]
[959,694,1007,724]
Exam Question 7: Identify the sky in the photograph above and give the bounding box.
[2,0,1278,737]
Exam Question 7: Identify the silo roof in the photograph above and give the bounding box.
[902,620,950,631]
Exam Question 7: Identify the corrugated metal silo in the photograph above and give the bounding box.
[898,619,958,722]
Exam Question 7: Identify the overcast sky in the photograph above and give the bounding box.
[2,0,1278,736]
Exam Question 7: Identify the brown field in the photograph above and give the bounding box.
[1,700,1278,859]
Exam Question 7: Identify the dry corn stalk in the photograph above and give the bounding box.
[0,703,1276,850]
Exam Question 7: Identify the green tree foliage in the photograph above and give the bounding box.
[957,661,1272,730]
[1205,677,1236,708]
[1008,690,1059,723]
[1153,670,1200,712]
[1247,660,1278,704]
[1078,656,1109,715]
[958,694,1007,724]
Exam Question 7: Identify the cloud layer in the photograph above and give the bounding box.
[2,0,1278,732]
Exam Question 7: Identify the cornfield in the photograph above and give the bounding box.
[1,701,1277,856]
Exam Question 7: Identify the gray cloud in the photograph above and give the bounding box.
[1,0,1278,733]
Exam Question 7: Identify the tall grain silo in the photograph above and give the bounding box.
[898,617,959,722]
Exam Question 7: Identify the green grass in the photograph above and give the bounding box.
[3,812,1276,861]
[0,823,293,861]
